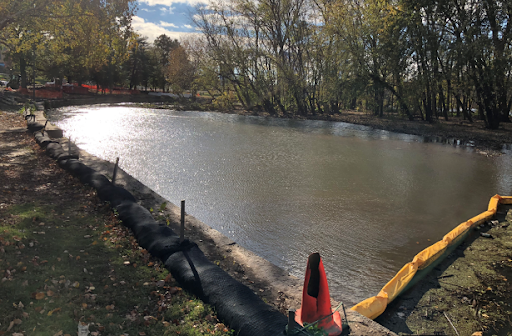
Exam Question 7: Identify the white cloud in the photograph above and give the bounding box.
[160,6,174,15]
[140,8,154,12]
[183,24,193,29]
[139,0,207,6]
[132,16,201,43]
[160,21,178,28]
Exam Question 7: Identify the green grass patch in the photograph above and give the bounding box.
[0,200,233,336]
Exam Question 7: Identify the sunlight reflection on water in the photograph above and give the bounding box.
[49,105,511,305]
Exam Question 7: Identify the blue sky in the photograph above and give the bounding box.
[132,0,206,43]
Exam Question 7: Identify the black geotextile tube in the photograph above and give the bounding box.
[46,142,65,160]
[165,247,288,335]
[27,121,45,133]
[115,201,197,261]
[34,131,54,148]
[32,132,288,336]
[115,201,288,336]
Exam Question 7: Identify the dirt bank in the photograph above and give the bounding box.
[376,207,512,335]
[216,109,512,155]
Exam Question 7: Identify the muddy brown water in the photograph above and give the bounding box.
[48,105,512,306]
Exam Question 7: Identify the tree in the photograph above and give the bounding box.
[2,0,136,89]
[166,46,196,96]
[153,34,180,92]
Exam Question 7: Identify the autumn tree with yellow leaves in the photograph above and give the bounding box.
[1,0,136,89]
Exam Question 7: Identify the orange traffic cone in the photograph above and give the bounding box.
[294,253,343,336]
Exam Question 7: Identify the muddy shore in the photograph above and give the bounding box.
[215,109,512,155]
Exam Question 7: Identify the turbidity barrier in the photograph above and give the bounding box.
[27,119,288,336]
[351,194,512,320]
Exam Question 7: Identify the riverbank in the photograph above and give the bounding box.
[4,91,512,154]
[215,109,512,155]
[0,108,396,335]
[376,206,512,335]
[0,111,234,335]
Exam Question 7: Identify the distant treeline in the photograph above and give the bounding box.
[3,0,511,129]
[189,0,512,129]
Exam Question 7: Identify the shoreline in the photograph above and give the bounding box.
[211,108,512,155]
[3,92,512,154]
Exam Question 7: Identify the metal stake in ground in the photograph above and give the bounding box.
[180,200,185,243]
[112,157,120,186]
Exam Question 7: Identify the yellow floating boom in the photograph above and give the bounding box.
[351,194,512,320]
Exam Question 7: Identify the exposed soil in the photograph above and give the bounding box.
[376,208,512,336]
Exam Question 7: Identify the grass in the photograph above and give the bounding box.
[0,198,233,336]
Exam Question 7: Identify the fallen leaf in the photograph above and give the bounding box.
[53,331,63,336]
[47,290,55,297]
[33,292,45,300]
[82,303,88,309]
[13,319,22,325]
[72,281,80,288]
[7,321,14,331]
[106,304,115,310]
[76,256,80,261]
[48,308,61,316]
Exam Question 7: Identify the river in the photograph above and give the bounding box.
[48,105,512,306]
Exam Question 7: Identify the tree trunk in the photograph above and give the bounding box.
[20,56,27,89]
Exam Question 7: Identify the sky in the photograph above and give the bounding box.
[132,0,207,44]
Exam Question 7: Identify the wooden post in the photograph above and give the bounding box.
[180,200,185,243]
[112,157,119,185]
[68,137,71,156]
